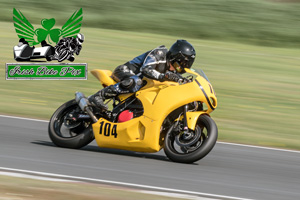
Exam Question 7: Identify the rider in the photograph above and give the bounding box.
[89,39,196,110]
[18,38,29,46]
[54,33,85,62]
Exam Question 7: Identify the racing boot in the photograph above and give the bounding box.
[88,85,119,110]
[88,92,107,110]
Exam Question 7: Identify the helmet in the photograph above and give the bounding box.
[76,33,85,45]
[167,40,196,73]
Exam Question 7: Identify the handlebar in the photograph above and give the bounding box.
[178,75,193,84]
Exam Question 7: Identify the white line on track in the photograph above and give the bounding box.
[0,114,49,123]
[0,171,78,182]
[1,114,299,154]
[217,141,300,154]
[0,167,254,200]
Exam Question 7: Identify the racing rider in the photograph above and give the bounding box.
[54,33,84,62]
[89,40,196,110]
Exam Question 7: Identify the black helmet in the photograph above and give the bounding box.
[167,40,196,73]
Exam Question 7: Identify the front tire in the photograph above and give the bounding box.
[57,49,69,62]
[48,99,94,149]
[164,115,218,163]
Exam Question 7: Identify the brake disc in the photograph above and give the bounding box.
[175,128,201,147]
[63,114,81,129]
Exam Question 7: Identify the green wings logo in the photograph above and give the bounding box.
[13,8,83,46]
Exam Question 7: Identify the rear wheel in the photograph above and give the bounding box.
[164,115,218,163]
[48,99,94,149]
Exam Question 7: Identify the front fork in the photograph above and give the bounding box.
[183,104,189,132]
[183,102,207,131]
[173,103,202,147]
[182,104,195,140]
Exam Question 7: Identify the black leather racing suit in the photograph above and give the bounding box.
[89,45,183,109]
[112,45,168,81]
[106,45,181,96]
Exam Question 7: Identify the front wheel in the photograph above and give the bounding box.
[164,115,218,163]
[48,99,94,149]
[57,49,69,62]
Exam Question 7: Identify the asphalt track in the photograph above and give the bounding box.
[0,115,299,200]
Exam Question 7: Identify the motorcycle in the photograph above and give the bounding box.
[13,43,53,61]
[53,45,73,62]
[48,68,218,163]
[53,41,79,62]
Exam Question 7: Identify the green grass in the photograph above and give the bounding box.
[0,175,187,200]
[1,21,300,150]
[1,0,300,47]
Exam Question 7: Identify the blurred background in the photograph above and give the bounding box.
[0,0,300,150]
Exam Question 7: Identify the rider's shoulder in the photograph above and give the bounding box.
[152,45,168,57]
[155,45,167,50]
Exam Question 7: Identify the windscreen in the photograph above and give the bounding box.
[183,68,211,83]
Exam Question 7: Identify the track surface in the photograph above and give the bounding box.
[0,116,299,200]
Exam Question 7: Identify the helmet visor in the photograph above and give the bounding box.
[76,38,83,45]
[172,55,195,73]
[173,61,184,73]
[179,54,195,69]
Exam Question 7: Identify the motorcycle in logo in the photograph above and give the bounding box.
[48,68,218,163]
[13,8,84,62]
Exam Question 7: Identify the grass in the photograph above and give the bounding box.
[1,21,300,150]
[0,174,188,200]
[0,0,300,47]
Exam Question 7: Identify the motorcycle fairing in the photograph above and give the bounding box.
[92,68,217,153]
[93,116,162,152]
[90,69,116,87]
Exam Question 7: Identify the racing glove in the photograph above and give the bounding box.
[163,71,183,82]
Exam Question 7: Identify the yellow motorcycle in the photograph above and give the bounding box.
[48,68,218,163]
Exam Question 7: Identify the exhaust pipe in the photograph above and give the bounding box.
[75,92,98,123]
[75,92,88,110]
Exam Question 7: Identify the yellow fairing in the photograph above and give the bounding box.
[93,116,162,152]
[90,69,116,86]
[91,68,217,152]
[186,111,208,130]
[138,76,217,121]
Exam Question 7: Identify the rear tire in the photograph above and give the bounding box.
[48,99,94,149]
[164,115,218,163]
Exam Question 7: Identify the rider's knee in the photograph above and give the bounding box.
[119,76,143,93]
